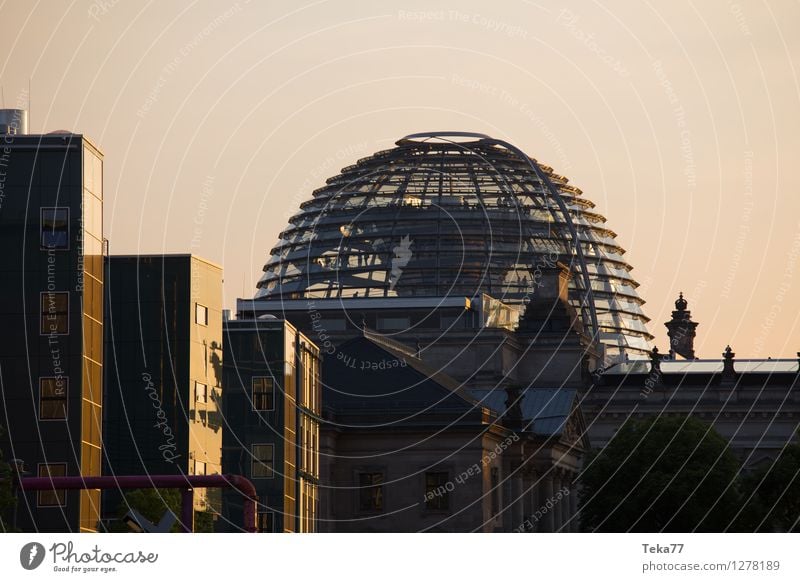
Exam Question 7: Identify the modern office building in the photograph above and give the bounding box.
[0,111,105,532]
[103,254,223,527]
[219,317,321,533]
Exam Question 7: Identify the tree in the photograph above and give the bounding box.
[0,426,17,532]
[108,488,215,532]
[579,415,743,532]
[739,440,800,532]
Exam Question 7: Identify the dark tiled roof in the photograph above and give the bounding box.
[468,387,576,437]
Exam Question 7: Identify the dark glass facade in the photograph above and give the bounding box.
[103,255,223,525]
[0,133,104,532]
[220,318,320,532]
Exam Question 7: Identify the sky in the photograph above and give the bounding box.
[1,0,798,358]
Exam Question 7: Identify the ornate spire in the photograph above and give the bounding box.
[649,346,662,374]
[722,345,736,382]
[665,291,698,360]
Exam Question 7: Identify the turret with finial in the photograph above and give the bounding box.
[665,291,698,359]
[722,345,737,382]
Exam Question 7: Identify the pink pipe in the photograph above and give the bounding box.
[19,474,258,533]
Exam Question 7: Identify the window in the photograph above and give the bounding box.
[40,207,69,249]
[319,318,346,331]
[252,377,274,411]
[195,381,208,403]
[194,460,206,476]
[251,444,274,479]
[440,314,464,329]
[490,467,500,517]
[40,292,69,335]
[299,414,318,476]
[39,377,68,420]
[257,510,275,533]
[359,472,384,512]
[210,387,221,404]
[299,478,317,533]
[37,463,67,507]
[376,317,410,330]
[195,303,208,326]
[425,472,450,510]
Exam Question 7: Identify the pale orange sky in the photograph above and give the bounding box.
[2,0,798,358]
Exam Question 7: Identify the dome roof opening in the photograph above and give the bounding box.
[255,132,653,359]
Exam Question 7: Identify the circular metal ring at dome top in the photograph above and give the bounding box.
[399,131,493,145]
[255,132,654,360]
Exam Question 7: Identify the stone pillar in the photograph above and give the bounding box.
[560,471,572,532]
[527,471,539,533]
[569,477,579,532]
[553,471,563,532]
[511,472,524,531]
[540,473,555,532]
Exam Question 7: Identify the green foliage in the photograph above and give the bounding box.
[579,416,744,532]
[0,427,17,532]
[123,488,181,526]
[194,509,215,533]
[108,488,215,533]
[739,441,800,532]
[0,463,14,532]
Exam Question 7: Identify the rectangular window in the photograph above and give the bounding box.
[425,472,450,510]
[376,317,410,330]
[319,318,346,331]
[257,510,275,533]
[195,303,208,326]
[490,467,500,517]
[300,416,310,474]
[252,377,274,411]
[40,207,69,250]
[37,463,67,507]
[40,292,69,335]
[195,460,206,476]
[359,472,384,512]
[440,313,464,329]
[251,444,274,479]
[195,381,208,403]
[39,377,68,420]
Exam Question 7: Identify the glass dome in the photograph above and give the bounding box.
[255,133,653,359]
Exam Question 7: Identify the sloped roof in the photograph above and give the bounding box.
[326,332,582,438]
[368,331,477,402]
[467,387,577,438]
[322,336,485,425]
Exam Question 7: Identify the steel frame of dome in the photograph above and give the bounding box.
[256,132,654,359]
[404,132,600,338]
